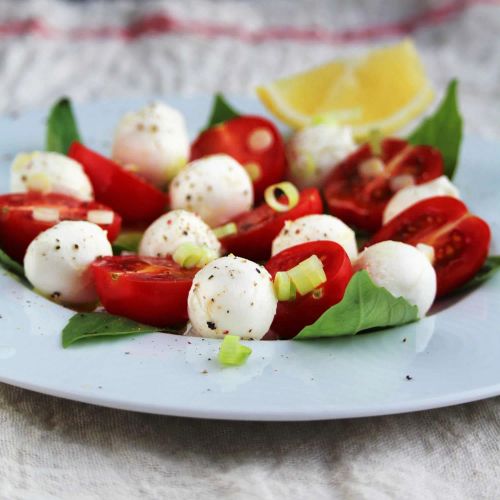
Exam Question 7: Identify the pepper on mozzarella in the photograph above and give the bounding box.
[139,209,221,258]
[286,123,356,189]
[188,255,277,339]
[169,154,253,227]
[10,152,93,201]
[272,214,358,261]
[355,241,437,318]
[112,102,190,188]
[24,221,112,304]
[383,175,460,223]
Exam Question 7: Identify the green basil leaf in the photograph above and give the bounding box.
[46,97,81,155]
[205,93,240,129]
[407,80,463,180]
[295,270,419,339]
[62,312,168,348]
[451,255,500,295]
[112,231,143,255]
[0,247,31,288]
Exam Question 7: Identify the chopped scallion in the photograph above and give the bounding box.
[213,222,238,239]
[218,335,252,366]
[264,182,299,212]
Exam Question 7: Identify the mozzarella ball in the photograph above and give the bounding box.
[112,102,189,188]
[355,241,436,318]
[24,221,112,304]
[10,151,93,201]
[286,123,356,189]
[139,209,221,258]
[272,214,358,261]
[170,154,253,227]
[188,255,277,339]
[383,176,460,223]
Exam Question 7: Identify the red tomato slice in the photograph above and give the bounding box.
[323,138,444,232]
[220,188,323,261]
[69,142,167,226]
[92,255,198,327]
[369,196,491,296]
[191,116,286,201]
[0,193,121,262]
[265,241,353,339]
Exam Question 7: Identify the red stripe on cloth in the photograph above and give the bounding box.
[0,0,498,42]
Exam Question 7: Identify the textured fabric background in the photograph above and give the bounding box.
[1,1,500,498]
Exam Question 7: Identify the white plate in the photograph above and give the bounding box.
[0,96,499,421]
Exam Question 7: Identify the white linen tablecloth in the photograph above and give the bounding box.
[0,1,499,498]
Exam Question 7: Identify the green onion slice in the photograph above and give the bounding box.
[173,243,216,269]
[264,182,300,212]
[273,271,297,301]
[244,162,261,181]
[286,255,327,296]
[218,335,252,366]
[368,128,383,156]
[213,222,238,239]
[311,114,338,126]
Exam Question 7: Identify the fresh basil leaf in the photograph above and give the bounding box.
[62,312,167,348]
[407,80,463,180]
[205,93,240,129]
[46,97,81,155]
[295,270,418,339]
[112,231,143,255]
[0,247,31,287]
[451,255,500,295]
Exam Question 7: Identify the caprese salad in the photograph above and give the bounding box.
[0,83,496,365]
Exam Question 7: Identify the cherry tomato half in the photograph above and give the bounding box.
[69,142,167,226]
[369,196,491,296]
[92,255,198,327]
[265,241,353,339]
[191,116,287,201]
[323,138,444,232]
[220,187,323,261]
[0,193,121,262]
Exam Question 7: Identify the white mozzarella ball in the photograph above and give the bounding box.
[383,176,460,223]
[139,209,221,258]
[272,214,358,261]
[112,102,190,188]
[355,241,437,318]
[10,152,93,201]
[24,221,112,304]
[286,123,356,189]
[169,154,253,227]
[188,255,277,339]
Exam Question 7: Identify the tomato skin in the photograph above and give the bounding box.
[0,193,121,262]
[369,196,491,296]
[265,241,353,339]
[69,142,167,226]
[220,188,323,261]
[323,138,444,232]
[92,255,198,327]
[191,116,287,201]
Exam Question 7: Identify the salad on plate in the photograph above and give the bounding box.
[0,40,497,367]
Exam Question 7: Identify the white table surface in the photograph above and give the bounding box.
[0,0,499,498]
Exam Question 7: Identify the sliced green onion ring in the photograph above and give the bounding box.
[311,114,338,126]
[218,335,252,366]
[273,271,297,301]
[264,182,299,213]
[287,255,327,296]
[244,162,261,181]
[213,222,238,239]
[172,243,216,269]
[368,128,383,156]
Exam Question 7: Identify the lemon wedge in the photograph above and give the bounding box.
[256,39,434,139]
